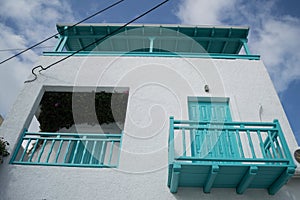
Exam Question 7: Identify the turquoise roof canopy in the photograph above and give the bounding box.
[56,24,249,55]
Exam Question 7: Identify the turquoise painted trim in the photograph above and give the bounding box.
[11,161,118,168]
[246,129,256,158]
[170,119,295,164]
[168,118,296,194]
[181,129,187,156]
[236,166,258,194]
[43,51,260,60]
[167,164,173,187]
[89,140,97,164]
[268,167,295,195]
[54,36,68,52]
[116,131,124,167]
[9,129,27,164]
[203,165,219,193]
[188,96,230,103]
[25,132,122,137]
[173,120,276,126]
[11,131,122,168]
[169,116,175,165]
[274,119,296,166]
[173,126,278,132]
[55,140,64,163]
[54,37,63,51]
[241,39,251,55]
[175,156,290,163]
[63,140,72,163]
[61,35,246,41]
[171,161,293,167]
[56,24,249,54]
[20,138,31,162]
[187,97,240,159]
[168,116,175,188]
[170,163,181,193]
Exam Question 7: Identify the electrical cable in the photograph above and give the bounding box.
[0,0,125,65]
[25,0,170,83]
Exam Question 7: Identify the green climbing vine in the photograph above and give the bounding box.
[0,137,9,163]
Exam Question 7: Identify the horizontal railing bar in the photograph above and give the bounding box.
[173,120,275,127]
[43,51,261,60]
[175,156,290,163]
[24,132,122,137]
[172,161,293,168]
[21,137,121,142]
[11,161,117,168]
[173,126,277,132]
[12,131,122,168]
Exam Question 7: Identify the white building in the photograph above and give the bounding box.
[0,24,299,199]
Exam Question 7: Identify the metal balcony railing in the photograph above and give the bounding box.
[168,117,296,195]
[11,131,122,168]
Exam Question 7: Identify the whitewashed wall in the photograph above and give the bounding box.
[0,55,299,199]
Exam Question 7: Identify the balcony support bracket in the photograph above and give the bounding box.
[268,167,295,195]
[170,163,181,193]
[204,165,219,193]
[236,166,258,194]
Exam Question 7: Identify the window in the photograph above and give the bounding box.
[11,87,129,168]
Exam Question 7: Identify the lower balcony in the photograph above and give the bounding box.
[168,117,296,195]
[10,131,122,168]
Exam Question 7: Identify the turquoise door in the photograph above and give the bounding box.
[188,97,240,159]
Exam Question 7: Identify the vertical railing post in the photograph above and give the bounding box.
[257,130,267,158]
[169,116,175,164]
[116,131,123,167]
[10,129,27,164]
[274,119,295,166]
[182,128,186,156]
[168,116,175,188]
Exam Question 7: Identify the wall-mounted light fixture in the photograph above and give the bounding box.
[204,85,209,93]
[294,149,300,164]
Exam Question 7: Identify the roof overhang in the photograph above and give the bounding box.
[56,23,250,54]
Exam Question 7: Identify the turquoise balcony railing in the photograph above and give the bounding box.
[168,117,296,195]
[10,131,122,168]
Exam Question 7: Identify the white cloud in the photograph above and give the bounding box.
[176,0,300,92]
[177,0,237,25]
[251,16,300,91]
[0,0,75,117]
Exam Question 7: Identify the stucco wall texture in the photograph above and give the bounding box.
[0,56,299,199]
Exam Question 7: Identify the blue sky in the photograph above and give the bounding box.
[0,0,299,144]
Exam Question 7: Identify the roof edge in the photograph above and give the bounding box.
[56,23,250,31]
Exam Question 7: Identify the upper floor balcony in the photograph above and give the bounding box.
[44,24,260,60]
[168,117,296,195]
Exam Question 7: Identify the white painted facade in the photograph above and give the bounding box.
[0,54,300,199]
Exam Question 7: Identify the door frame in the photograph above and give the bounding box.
[187,96,233,158]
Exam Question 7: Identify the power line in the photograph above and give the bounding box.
[0,0,125,65]
[25,0,170,83]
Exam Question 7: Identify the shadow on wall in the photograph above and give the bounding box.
[171,185,300,199]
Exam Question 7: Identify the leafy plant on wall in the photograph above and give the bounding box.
[38,91,128,132]
[0,137,9,163]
